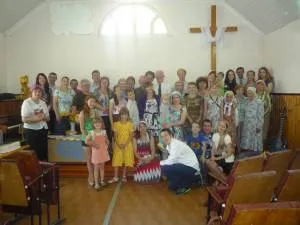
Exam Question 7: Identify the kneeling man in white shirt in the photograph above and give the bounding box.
[160,128,200,195]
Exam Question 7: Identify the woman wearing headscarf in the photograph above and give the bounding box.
[240,87,264,158]
[163,91,187,141]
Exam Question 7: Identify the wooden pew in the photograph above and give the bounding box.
[206,171,278,223]
[208,154,266,198]
[0,158,43,225]
[263,150,295,186]
[274,169,300,202]
[289,149,300,170]
[208,201,300,225]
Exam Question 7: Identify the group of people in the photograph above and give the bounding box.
[21,66,274,195]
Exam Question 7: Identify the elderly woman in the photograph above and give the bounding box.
[256,80,272,147]
[53,76,75,135]
[163,91,187,141]
[21,85,49,161]
[240,87,264,158]
[72,79,92,113]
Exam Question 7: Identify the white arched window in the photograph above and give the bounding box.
[101,5,167,35]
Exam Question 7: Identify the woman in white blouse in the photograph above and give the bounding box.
[21,84,49,161]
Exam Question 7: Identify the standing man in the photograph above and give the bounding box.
[134,75,147,120]
[48,72,58,92]
[160,128,200,195]
[236,67,247,86]
[90,70,101,93]
[154,70,171,99]
[176,68,188,94]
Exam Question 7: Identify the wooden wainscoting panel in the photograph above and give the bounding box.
[270,94,300,150]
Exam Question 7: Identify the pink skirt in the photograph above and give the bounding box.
[92,146,110,164]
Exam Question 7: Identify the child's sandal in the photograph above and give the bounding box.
[122,176,127,182]
[108,177,119,184]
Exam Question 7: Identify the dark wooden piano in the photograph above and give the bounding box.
[0,99,23,144]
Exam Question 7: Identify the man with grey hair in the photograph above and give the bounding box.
[154,70,171,98]
[72,79,92,113]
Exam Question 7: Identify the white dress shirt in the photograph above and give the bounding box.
[160,138,200,171]
[126,100,140,129]
[153,81,172,96]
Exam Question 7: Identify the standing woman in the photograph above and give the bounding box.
[240,87,264,158]
[35,73,53,132]
[222,91,237,147]
[143,84,160,138]
[224,69,237,93]
[35,73,52,109]
[79,96,98,186]
[235,85,247,155]
[204,85,223,132]
[256,80,272,148]
[166,91,187,141]
[109,85,127,126]
[53,76,75,135]
[245,70,256,91]
[21,85,49,161]
[196,77,208,97]
[94,76,114,143]
[207,71,217,91]
[258,67,274,93]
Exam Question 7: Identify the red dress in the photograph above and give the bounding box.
[134,135,161,183]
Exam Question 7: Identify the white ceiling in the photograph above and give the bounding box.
[0,0,44,32]
[0,0,299,34]
[226,0,300,34]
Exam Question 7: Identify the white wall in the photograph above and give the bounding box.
[0,33,6,92]
[263,19,300,93]
[4,0,263,93]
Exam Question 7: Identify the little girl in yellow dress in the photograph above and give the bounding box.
[108,107,135,183]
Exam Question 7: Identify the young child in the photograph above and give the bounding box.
[206,121,235,182]
[85,118,110,190]
[126,89,139,129]
[199,119,214,185]
[186,122,204,160]
[109,107,135,183]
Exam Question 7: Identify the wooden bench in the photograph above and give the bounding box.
[275,169,300,202]
[207,170,278,223]
[208,201,300,225]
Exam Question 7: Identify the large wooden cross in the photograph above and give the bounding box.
[190,5,238,71]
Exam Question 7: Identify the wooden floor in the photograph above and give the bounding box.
[1,178,208,225]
